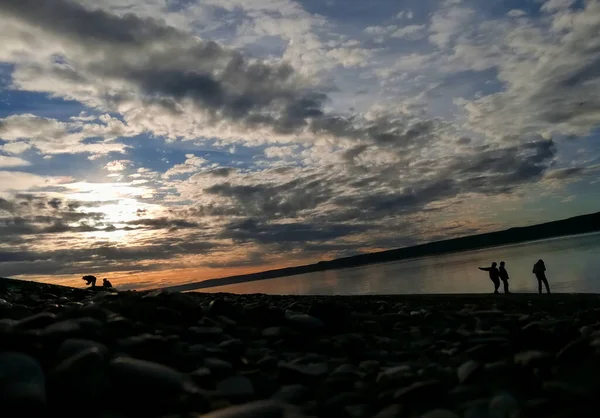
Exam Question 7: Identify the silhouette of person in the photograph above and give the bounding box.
[533,259,551,294]
[82,275,97,287]
[479,262,500,294]
[499,261,510,294]
[102,278,113,288]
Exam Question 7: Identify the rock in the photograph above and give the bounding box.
[421,410,460,418]
[457,360,481,384]
[270,384,310,404]
[57,338,109,361]
[109,356,193,398]
[14,312,57,330]
[200,400,304,417]
[216,376,255,398]
[0,298,13,309]
[488,393,519,418]
[219,338,245,354]
[556,337,591,363]
[0,352,46,411]
[376,365,412,383]
[49,347,107,401]
[285,313,324,330]
[190,367,213,387]
[331,364,364,378]
[278,362,329,381]
[204,357,234,374]
[513,350,551,368]
[394,380,444,403]
[262,326,288,338]
[374,404,403,418]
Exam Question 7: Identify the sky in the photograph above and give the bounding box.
[1,0,599,290]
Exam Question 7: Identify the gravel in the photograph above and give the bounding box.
[2,277,600,417]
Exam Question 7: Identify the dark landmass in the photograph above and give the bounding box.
[2,277,600,418]
[166,211,600,292]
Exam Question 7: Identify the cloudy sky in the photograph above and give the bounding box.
[1,0,599,290]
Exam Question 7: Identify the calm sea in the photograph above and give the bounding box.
[200,232,600,295]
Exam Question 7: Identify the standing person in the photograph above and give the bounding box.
[478,262,501,294]
[533,259,551,294]
[498,261,510,294]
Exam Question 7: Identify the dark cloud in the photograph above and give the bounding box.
[2,0,449,150]
[205,176,332,218]
[125,217,200,230]
[220,218,368,246]
[0,198,15,213]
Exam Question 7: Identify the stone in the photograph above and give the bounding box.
[14,312,57,330]
[216,376,255,398]
[421,410,460,418]
[57,338,109,361]
[556,337,591,363]
[204,357,234,374]
[278,362,329,381]
[0,352,46,410]
[200,400,304,418]
[489,393,519,418]
[50,347,108,400]
[376,365,412,383]
[457,360,482,384]
[513,350,551,368]
[219,338,245,354]
[285,313,324,330]
[394,380,444,403]
[374,404,403,418]
[109,356,191,397]
[270,384,310,404]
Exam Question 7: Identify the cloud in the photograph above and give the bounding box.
[0,171,72,192]
[507,10,527,17]
[162,154,207,179]
[442,1,600,140]
[0,155,31,168]
[105,160,133,172]
[391,25,427,40]
[0,114,134,157]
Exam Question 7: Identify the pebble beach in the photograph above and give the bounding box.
[2,277,600,418]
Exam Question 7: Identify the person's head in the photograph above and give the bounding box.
[537,259,544,265]
[491,262,497,267]
[500,261,505,266]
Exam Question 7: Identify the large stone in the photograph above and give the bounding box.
[109,356,193,399]
[201,400,305,418]
[0,352,46,412]
[216,376,255,398]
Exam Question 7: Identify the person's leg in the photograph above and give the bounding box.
[537,278,542,294]
[543,277,551,294]
[494,279,500,294]
[503,279,509,293]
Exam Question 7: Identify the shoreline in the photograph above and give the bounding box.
[3,277,600,417]
[164,218,600,293]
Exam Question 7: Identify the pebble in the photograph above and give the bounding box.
[285,313,324,330]
[0,352,46,409]
[457,360,481,384]
[4,278,600,417]
[216,376,255,398]
[200,400,304,417]
[109,356,191,396]
[421,410,460,418]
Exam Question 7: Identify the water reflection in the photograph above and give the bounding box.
[202,232,600,295]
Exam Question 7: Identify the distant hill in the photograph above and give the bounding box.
[165,211,600,292]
